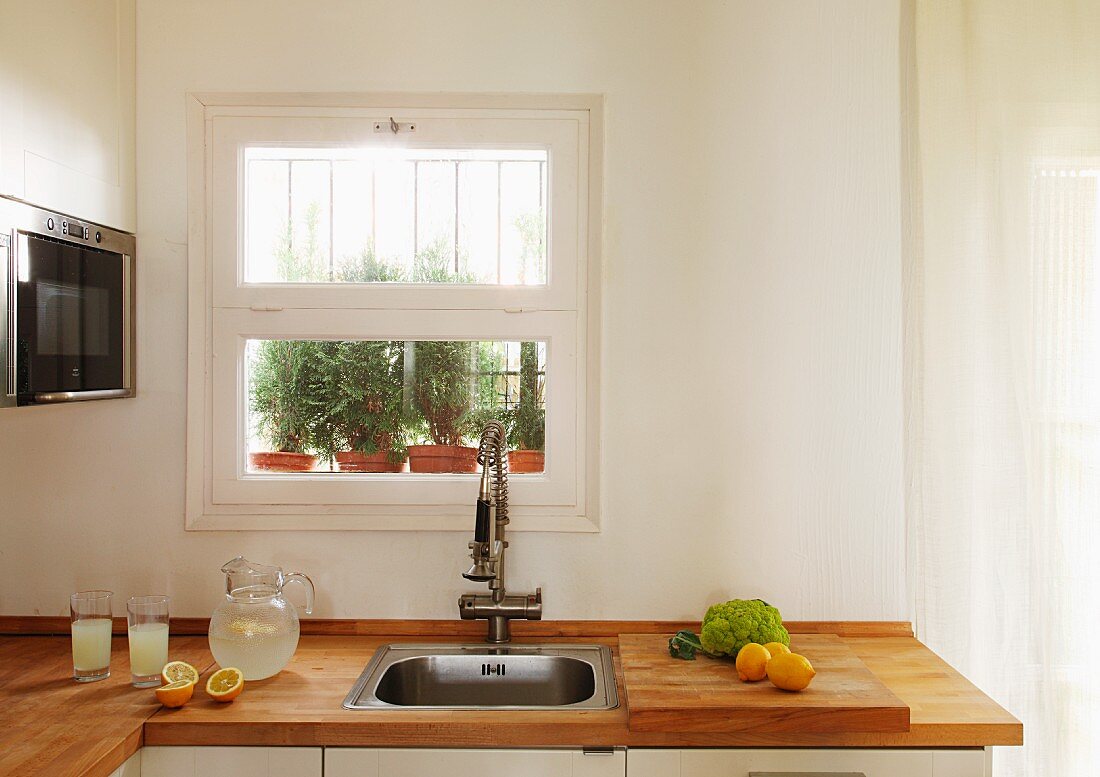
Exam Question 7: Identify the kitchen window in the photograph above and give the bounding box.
[185,93,600,531]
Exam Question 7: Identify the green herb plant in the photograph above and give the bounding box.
[508,341,545,452]
[250,339,327,455]
[325,340,408,463]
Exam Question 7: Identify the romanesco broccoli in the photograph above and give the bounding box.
[698,599,790,657]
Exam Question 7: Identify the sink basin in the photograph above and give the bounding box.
[342,644,619,710]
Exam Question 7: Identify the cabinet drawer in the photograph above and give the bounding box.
[141,746,322,777]
[325,747,626,777]
[628,749,990,777]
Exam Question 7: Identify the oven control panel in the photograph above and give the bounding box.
[43,216,102,244]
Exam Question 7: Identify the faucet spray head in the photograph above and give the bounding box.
[463,556,495,582]
[463,455,497,582]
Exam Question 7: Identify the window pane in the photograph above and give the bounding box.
[500,161,546,285]
[243,148,548,285]
[332,160,374,267]
[245,160,289,284]
[458,161,500,285]
[246,338,546,474]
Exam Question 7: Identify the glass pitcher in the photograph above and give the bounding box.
[208,557,315,680]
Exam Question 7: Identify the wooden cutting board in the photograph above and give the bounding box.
[619,633,910,734]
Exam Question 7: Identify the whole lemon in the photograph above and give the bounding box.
[763,642,791,656]
[767,652,816,691]
[735,642,772,682]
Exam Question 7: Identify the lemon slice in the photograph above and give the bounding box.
[161,660,199,686]
[155,679,195,708]
[206,667,244,703]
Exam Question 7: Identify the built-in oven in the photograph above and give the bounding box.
[1,198,135,407]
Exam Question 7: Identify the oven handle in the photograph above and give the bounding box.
[34,389,134,403]
[2,232,12,400]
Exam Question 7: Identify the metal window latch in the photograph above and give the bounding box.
[374,117,417,134]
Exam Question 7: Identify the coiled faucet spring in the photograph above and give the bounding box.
[476,420,509,526]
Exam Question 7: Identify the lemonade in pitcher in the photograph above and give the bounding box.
[208,616,301,680]
[208,557,315,680]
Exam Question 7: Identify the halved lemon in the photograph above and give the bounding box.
[161,660,199,686]
[155,679,195,708]
[206,667,244,703]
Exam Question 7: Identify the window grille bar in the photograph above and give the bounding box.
[413,159,419,258]
[286,160,293,250]
[454,160,460,273]
[496,161,503,284]
[328,160,335,281]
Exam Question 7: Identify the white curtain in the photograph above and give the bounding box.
[909,1,1100,775]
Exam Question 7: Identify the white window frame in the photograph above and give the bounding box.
[185,92,602,532]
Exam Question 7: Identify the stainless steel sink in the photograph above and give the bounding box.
[342,644,619,710]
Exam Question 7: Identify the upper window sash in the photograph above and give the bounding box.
[209,112,586,312]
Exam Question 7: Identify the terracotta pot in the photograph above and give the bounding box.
[335,450,409,473]
[249,451,317,472]
[407,444,480,473]
[508,449,545,473]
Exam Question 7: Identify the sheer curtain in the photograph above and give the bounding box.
[908,1,1100,775]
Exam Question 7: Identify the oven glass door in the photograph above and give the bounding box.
[15,234,126,398]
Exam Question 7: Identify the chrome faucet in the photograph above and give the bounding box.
[458,420,542,643]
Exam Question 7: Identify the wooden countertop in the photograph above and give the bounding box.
[0,621,1022,777]
[619,633,912,734]
[0,635,213,777]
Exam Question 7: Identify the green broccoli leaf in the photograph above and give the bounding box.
[668,630,711,660]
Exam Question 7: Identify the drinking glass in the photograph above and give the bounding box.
[70,590,113,682]
[127,595,170,687]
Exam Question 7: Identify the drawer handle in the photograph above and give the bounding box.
[582,747,616,756]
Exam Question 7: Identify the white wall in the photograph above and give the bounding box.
[0,0,905,621]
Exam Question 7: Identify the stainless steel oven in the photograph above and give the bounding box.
[1,198,135,407]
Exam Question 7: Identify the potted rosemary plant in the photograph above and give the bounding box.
[249,339,326,472]
[328,339,409,472]
[507,341,545,473]
[407,339,479,473]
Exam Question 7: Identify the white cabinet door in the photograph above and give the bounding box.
[107,749,141,777]
[0,0,136,231]
[141,746,322,777]
[325,748,626,777]
[627,749,991,777]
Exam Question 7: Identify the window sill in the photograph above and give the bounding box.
[185,510,599,533]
